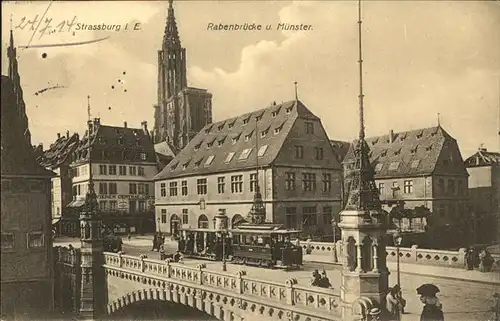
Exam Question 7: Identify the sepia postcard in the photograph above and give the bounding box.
[1,1,499,321]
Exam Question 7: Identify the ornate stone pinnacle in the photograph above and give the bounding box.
[247,184,266,224]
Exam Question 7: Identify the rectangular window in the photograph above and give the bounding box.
[138,200,146,211]
[322,173,332,192]
[231,175,243,194]
[129,166,137,176]
[109,200,117,211]
[285,207,297,229]
[160,183,166,197]
[305,122,314,134]
[99,182,108,194]
[108,183,117,194]
[99,165,107,175]
[378,183,385,196]
[138,166,145,176]
[169,182,178,196]
[119,165,127,176]
[27,231,44,248]
[145,184,150,196]
[404,180,413,194]
[138,183,145,195]
[181,181,188,196]
[323,206,332,225]
[448,179,455,195]
[438,179,445,193]
[302,206,317,227]
[392,181,399,198]
[129,200,136,213]
[250,173,257,192]
[1,233,14,249]
[109,165,117,175]
[99,201,107,210]
[239,148,253,160]
[285,172,296,191]
[129,183,137,194]
[182,209,189,225]
[161,209,167,223]
[295,145,304,159]
[197,179,207,195]
[457,180,464,196]
[217,177,225,194]
[315,147,324,160]
[302,173,317,192]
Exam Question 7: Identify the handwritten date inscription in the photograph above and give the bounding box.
[15,15,78,39]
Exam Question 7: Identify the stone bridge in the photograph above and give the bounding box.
[103,252,374,321]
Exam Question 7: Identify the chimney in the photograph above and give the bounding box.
[124,121,128,128]
[57,133,61,139]
[141,121,148,134]
[66,130,70,139]
[389,130,394,143]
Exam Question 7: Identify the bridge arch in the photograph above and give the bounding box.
[107,287,227,320]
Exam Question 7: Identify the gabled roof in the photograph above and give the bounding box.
[464,148,500,167]
[38,133,79,168]
[1,75,54,177]
[154,100,314,180]
[330,140,350,163]
[155,140,179,158]
[71,120,156,165]
[343,126,454,178]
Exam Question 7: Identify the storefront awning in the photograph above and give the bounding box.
[52,218,61,225]
[67,199,85,208]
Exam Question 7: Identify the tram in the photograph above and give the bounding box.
[177,223,303,270]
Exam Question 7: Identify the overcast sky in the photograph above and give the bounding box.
[1,0,499,158]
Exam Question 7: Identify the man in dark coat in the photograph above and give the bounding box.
[419,295,444,321]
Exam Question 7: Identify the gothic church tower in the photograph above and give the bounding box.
[153,0,213,151]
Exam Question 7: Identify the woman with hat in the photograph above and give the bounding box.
[417,284,444,321]
[386,285,403,320]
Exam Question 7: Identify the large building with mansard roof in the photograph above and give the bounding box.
[154,99,344,238]
[68,119,158,234]
[343,125,470,239]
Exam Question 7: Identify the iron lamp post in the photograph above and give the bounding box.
[157,217,161,234]
[393,230,403,287]
[331,218,338,263]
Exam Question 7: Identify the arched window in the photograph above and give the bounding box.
[198,214,209,229]
[231,214,245,228]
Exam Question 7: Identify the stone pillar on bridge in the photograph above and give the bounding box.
[338,1,389,320]
[79,142,106,320]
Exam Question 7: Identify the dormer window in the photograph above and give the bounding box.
[411,159,420,168]
[205,125,214,134]
[225,152,235,163]
[255,111,264,122]
[232,133,241,144]
[394,149,401,156]
[260,126,270,138]
[371,138,379,145]
[117,137,124,145]
[285,106,293,113]
[171,162,178,170]
[194,142,202,150]
[416,131,423,139]
[245,130,254,142]
[258,145,269,157]
[380,150,387,157]
[272,107,281,117]
[399,134,406,141]
[239,148,253,160]
[410,147,418,154]
[426,145,433,151]
[374,163,383,172]
[389,162,400,170]
[207,138,216,148]
[194,158,203,167]
[228,120,235,128]
[217,122,225,131]
[217,137,226,146]
[205,155,215,166]
[140,153,146,160]
[274,127,281,134]
[242,116,250,125]
[182,159,191,170]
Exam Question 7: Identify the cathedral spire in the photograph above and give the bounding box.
[164,0,180,46]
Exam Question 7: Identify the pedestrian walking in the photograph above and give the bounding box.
[465,247,474,270]
[417,284,444,321]
[127,232,131,242]
[492,293,500,321]
[386,285,403,320]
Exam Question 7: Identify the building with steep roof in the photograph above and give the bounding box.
[1,31,55,318]
[153,0,213,150]
[37,131,80,235]
[464,147,500,244]
[68,119,158,234]
[343,126,470,237]
[154,100,344,237]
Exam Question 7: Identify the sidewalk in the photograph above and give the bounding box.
[304,253,500,285]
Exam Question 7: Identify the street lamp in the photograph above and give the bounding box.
[157,217,161,234]
[214,209,228,272]
[393,230,403,287]
[331,218,338,263]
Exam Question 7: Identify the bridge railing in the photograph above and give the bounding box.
[301,241,500,268]
[103,253,342,316]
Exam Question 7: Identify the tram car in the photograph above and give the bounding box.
[231,223,302,269]
[177,224,302,270]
